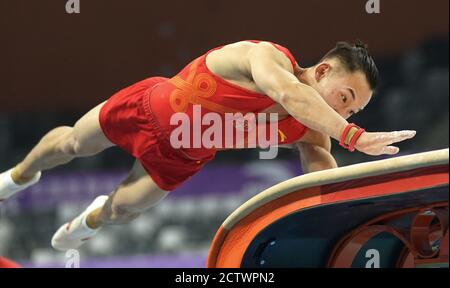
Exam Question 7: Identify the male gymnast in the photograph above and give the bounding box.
[0,40,416,250]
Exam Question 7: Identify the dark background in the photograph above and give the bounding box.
[0,0,448,112]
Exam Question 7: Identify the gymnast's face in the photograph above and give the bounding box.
[311,60,373,120]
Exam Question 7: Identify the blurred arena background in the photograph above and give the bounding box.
[0,0,448,267]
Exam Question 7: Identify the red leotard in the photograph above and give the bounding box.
[99,40,308,190]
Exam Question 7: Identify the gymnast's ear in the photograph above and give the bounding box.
[314,62,331,82]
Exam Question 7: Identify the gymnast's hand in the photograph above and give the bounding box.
[354,130,416,156]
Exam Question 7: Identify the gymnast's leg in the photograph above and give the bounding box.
[0,102,114,200]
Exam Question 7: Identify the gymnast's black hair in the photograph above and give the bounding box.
[321,40,379,90]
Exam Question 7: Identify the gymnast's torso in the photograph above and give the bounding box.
[146,40,309,150]
[99,40,311,188]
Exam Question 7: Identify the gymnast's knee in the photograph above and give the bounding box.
[59,130,82,156]
[58,128,100,157]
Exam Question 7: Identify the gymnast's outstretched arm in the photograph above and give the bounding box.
[248,42,416,156]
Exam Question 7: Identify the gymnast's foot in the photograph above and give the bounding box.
[0,167,41,202]
[51,195,108,251]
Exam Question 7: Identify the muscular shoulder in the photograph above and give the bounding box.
[206,41,294,78]
[206,41,254,75]
[247,41,294,72]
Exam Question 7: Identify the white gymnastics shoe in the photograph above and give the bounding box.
[51,195,109,251]
[0,168,41,201]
